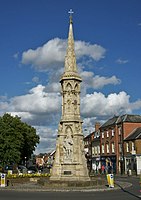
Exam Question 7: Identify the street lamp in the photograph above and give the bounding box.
[25,157,27,167]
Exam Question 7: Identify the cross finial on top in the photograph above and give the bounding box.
[68,9,74,16]
[68,9,74,23]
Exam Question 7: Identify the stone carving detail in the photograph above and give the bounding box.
[66,82,72,92]
[58,123,63,135]
[74,83,78,91]
[74,99,77,114]
[65,83,73,113]
[63,126,73,161]
[75,123,81,134]
[67,99,71,112]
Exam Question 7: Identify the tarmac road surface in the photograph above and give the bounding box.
[0,176,140,200]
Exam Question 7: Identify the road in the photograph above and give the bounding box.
[0,176,140,200]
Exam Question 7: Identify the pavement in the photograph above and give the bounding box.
[0,176,133,192]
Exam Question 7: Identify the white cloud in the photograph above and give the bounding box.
[80,71,121,90]
[10,111,35,121]
[75,40,106,61]
[10,85,61,115]
[130,100,141,110]
[0,95,8,101]
[34,126,57,154]
[5,84,61,127]
[1,83,141,153]
[83,117,96,136]
[45,82,61,93]
[116,58,129,64]
[81,91,141,118]
[22,38,66,71]
[0,101,9,110]
[13,52,19,59]
[32,76,40,83]
[22,38,106,71]
[0,96,9,114]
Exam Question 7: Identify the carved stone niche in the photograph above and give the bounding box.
[66,82,72,92]
[63,126,73,161]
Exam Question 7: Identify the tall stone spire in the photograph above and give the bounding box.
[61,10,82,83]
[50,10,90,182]
[64,12,77,72]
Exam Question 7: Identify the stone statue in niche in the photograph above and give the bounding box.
[63,127,73,160]
[74,99,77,114]
[67,99,71,112]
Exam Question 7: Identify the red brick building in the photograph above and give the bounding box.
[84,132,93,170]
[100,114,141,174]
[91,123,101,174]
[124,127,141,175]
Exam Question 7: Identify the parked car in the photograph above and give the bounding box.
[3,165,18,174]
[27,166,38,174]
[18,165,27,174]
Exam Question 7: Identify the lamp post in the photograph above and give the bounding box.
[24,157,27,167]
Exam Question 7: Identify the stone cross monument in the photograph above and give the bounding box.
[50,10,90,181]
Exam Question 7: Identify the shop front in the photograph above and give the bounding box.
[91,156,101,174]
[124,155,137,175]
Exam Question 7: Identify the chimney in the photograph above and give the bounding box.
[95,122,101,131]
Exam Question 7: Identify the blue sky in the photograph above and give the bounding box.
[0,0,141,154]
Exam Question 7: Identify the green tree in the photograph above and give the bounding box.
[0,113,40,166]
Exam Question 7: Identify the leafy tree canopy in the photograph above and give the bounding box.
[0,113,40,166]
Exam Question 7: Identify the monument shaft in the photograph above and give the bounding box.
[50,14,90,181]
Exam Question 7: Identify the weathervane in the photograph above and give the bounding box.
[68,9,74,23]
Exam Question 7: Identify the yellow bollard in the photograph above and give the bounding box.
[106,174,110,186]
[1,174,6,187]
[107,174,114,188]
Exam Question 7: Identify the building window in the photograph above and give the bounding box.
[97,131,100,137]
[106,143,109,153]
[102,132,104,139]
[95,146,97,155]
[112,143,115,153]
[112,129,114,136]
[107,131,109,137]
[131,142,135,151]
[102,144,104,154]
[126,142,129,152]
[97,146,100,154]
[119,143,122,152]
[92,147,94,155]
